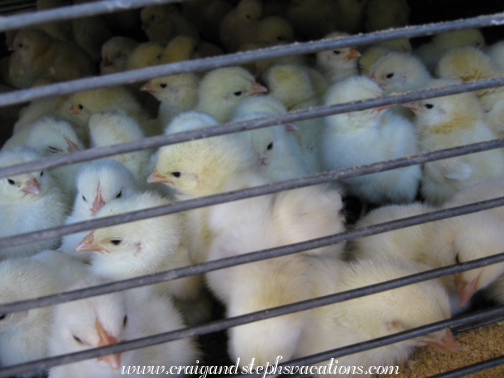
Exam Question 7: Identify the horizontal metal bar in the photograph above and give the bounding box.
[429,355,504,378]
[1,12,503,107]
[0,0,180,32]
[1,78,504,179]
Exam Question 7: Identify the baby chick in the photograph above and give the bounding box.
[295,257,456,377]
[10,28,95,84]
[100,36,139,75]
[322,76,421,205]
[124,42,164,71]
[141,4,199,44]
[403,79,504,206]
[196,66,268,123]
[60,160,139,263]
[159,35,199,64]
[286,0,338,41]
[335,0,371,34]
[49,276,198,378]
[236,16,295,49]
[364,0,410,32]
[219,0,263,52]
[486,40,504,71]
[71,16,112,63]
[0,146,69,259]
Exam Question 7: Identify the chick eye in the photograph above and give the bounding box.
[277,36,284,41]
[234,91,243,96]
[160,83,167,88]
[40,171,44,177]
[385,73,394,79]
[116,190,122,198]
[171,171,182,178]
[0,314,7,321]
[156,54,162,60]
[82,195,87,202]
[455,253,460,264]
[424,103,434,109]
[78,104,83,110]
[266,142,274,150]
[73,335,83,344]
[246,14,251,19]
[123,315,128,327]
[333,50,341,55]
[110,239,123,246]
[48,146,61,153]
[7,179,15,186]
[18,43,23,48]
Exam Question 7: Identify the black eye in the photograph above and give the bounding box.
[7,179,15,185]
[0,314,6,320]
[455,253,460,264]
[266,142,274,150]
[48,146,61,153]
[424,103,434,109]
[277,36,284,41]
[116,190,122,198]
[156,54,162,60]
[40,171,43,177]
[123,315,128,327]
[110,239,122,246]
[82,195,87,202]
[18,43,23,48]
[160,83,167,88]
[171,171,182,178]
[246,14,251,19]
[73,335,83,344]
[234,91,243,96]
[333,50,341,54]
[78,104,83,110]
[385,73,394,79]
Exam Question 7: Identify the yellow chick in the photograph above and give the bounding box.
[125,42,164,71]
[141,4,199,44]
[219,0,263,52]
[159,35,199,64]
[286,0,338,41]
[403,79,504,206]
[358,46,391,75]
[196,66,268,122]
[236,16,295,48]
[100,36,139,75]
[10,28,95,84]
[364,0,410,32]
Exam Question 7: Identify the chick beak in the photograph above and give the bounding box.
[140,81,157,94]
[76,231,107,253]
[344,47,361,61]
[21,174,41,195]
[284,123,299,131]
[456,273,481,308]
[401,101,421,112]
[68,104,80,115]
[424,329,459,353]
[91,187,106,216]
[64,136,80,152]
[147,168,169,184]
[96,319,121,370]
[249,81,268,96]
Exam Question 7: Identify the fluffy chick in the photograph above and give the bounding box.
[196,66,267,122]
[141,4,199,44]
[236,16,295,49]
[335,0,371,34]
[219,0,262,52]
[0,146,69,259]
[159,35,199,64]
[49,277,198,378]
[125,42,164,71]
[322,76,421,205]
[60,160,139,262]
[316,32,361,84]
[404,79,504,205]
[100,36,139,75]
[364,0,410,32]
[10,28,95,84]
[286,0,338,41]
[295,257,456,377]
[486,40,504,71]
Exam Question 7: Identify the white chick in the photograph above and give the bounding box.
[219,0,262,52]
[100,36,138,75]
[10,28,95,84]
[414,28,485,72]
[322,76,421,205]
[358,46,390,76]
[3,117,85,198]
[0,146,69,259]
[75,191,210,326]
[88,111,152,184]
[196,66,268,122]
[403,79,504,206]
[295,257,457,377]
[364,0,410,32]
[49,276,198,378]
[316,32,361,84]
[0,250,87,376]
[286,0,338,41]
[335,0,371,34]
[140,73,200,127]
[141,4,199,44]
[60,159,139,263]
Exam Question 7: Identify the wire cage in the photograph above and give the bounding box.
[1,0,504,377]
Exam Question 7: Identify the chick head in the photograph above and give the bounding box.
[369,51,430,94]
[236,0,262,22]
[197,66,268,122]
[50,276,127,370]
[338,258,455,353]
[403,79,484,135]
[160,35,199,64]
[436,46,501,82]
[140,4,176,31]
[262,64,315,110]
[10,28,53,63]
[76,192,181,279]
[256,17,295,46]
[433,28,485,52]
[316,32,361,73]
[23,117,84,156]
[88,110,145,146]
[0,146,56,202]
[140,73,199,105]
[100,36,138,75]
[75,159,138,218]
[358,46,389,75]
[125,42,164,70]
[232,94,288,120]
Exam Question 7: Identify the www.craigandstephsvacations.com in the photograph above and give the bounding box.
[121,357,400,377]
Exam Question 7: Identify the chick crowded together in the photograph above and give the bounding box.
[1,0,504,377]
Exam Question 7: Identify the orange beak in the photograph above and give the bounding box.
[344,47,361,61]
[140,81,157,93]
[284,123,299,131]
[76,231,108,253]
[455,273,481,308]
[424,329,459,353]
[249,81,268,96]
[21,174,41,195]
[96,319,121,370]
[147,168,169,184]
[64,136,80,152]
[91,186,106,216]
[401,101,421,112]
[68,104,80,115]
